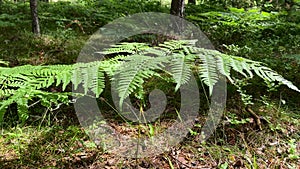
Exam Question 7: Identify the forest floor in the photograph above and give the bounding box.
[0,101,299,168]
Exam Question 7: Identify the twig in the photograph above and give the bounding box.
[246,106,262,130]
[168,153,200,169]
[28,100,41,108]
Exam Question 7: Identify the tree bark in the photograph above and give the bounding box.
[30,0,41,36]
[170,0,185,18]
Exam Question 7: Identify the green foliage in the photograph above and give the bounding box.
[96,0,168,15]
[0,0,170,66]
[186,5,300,54]
[186,5,300,101]
[288,139,299,160]
[0,0,168,35]
[199,0,294,10]
[0,40,299,125]
[37,0,168,34]
[187,7,284,45]
[0,2,31,29]
[225,111,251,125]
[0,64,74,124]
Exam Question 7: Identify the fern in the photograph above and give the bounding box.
[72,62,105,97]
[110,40,299,112]
[169,53,193,91]
[251,65,300,92]
[197,53,219,95]
[100,42,149,55]
[0,40,299,125]
[215,54,234,83]
[0,62,107,124]
[113,54,167,108]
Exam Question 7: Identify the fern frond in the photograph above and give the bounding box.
[0,97,14,123]
[99,55,126,77]
[197,53,219,95]
[16,97,29,124]
[251,64,300,92]
[183,44,299,93]
[215,54,234,83]
[0,89,15,98]
[72,62,106,97]
[169,53,193,91]
[100,42,149,55]
[143,47,168,57]
[159,40,193,51]
[0,88,27,124]
[0,39,299,125]
[114,54,168,108]
[229,56,252,78]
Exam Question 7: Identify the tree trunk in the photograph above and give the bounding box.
[170,0,185,18]
[170,0,185,35]
[188,0,196,5]
[30,0,41,36]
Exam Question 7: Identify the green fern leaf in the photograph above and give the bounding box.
[169,53,192,91]
[101,42,149,55]
[215,54,234,83]
[229,57,248,78]
[114,55,167,108]
[16,97,29,124]
[197,53,219,95]
[252,65,300,92]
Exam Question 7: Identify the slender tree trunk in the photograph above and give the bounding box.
[188,0,196,5]
[170,0,185,18]
[30,0,41,36]
[170,0,185,35]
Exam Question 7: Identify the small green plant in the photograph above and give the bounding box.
[287,139,299,160]
[225,112,251,125]
[218,161,228,169]
[234,78,254,106]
